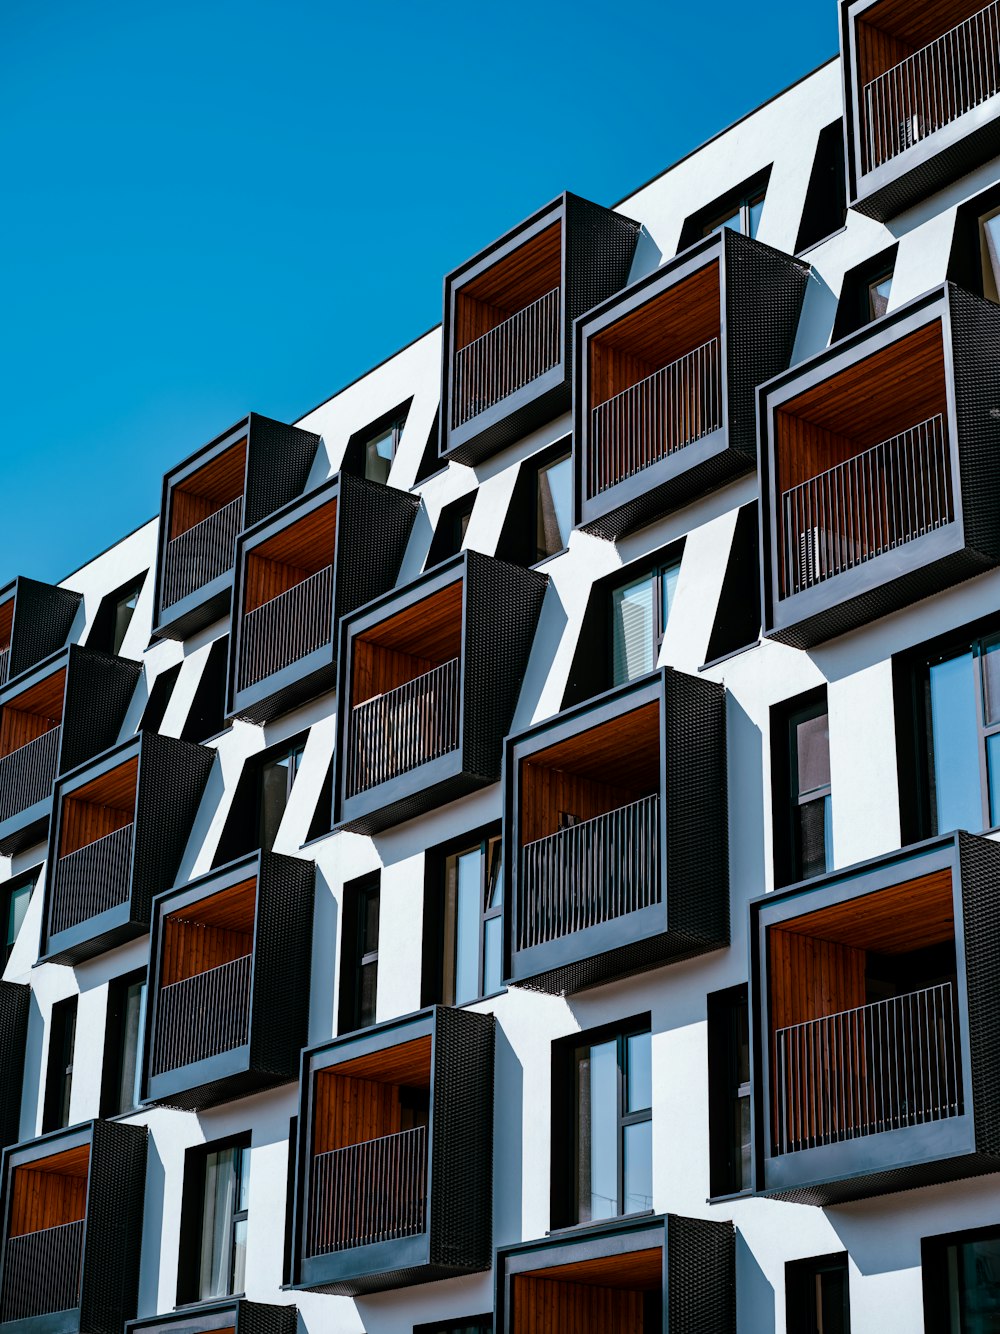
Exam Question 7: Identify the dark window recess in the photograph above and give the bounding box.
[87,572,147,655]
[422,826,503,1008]
[3,870,35,968]
[341,397,413,485]
[495,438,573,567]
[707,986,751,1198]
[551,1017,652,1229]
[831,245,898,342]
[426,491,477,569]
[795,121,848,252]
[338,872,380,1034]
[178,1134,251,1304]
[704,503,761,664]
[101,968,146,1117]
[678,166,772,250]
[306,758,334,842]
[212,731,309,867]
[947,180,1000,303]
[414,1321,493,1334]
[922,1225,1000,1332]
[43,995,77,1133]
[181,637,229,742]
[139,663,182,734]
[414,406,444,484]
[771,688,832,888]
[786,1253,851,1334]
[282,1116,297,1288]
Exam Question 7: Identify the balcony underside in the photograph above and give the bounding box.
[0,800,50,859]
[145,1051,292,1113]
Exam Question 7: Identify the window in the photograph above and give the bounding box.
[677,168,772,250]
[180,637,228,742]
[139,663,182,734]
[88,573,147,656]
[785,1253,851,1334]
[795,121,848,253]
[43,995,77,1133]
[922,1225,1000,1332]
[707,986,751,1198]
[179,1136,251,1304]
[343,399,413,485]
[424,830,503,1007]
[704,190,765,240]
[704,502,761,664]
[258,741,305,850]
[552,1019,652,1228]
[982,211,1000,304]
[866,268,893,321]
[338,873,380,1033]
[772,690,832,887]
[3,872,34,968]
[365,416,406,485]
[831,245,898,341]
[426,491,477,568]
[495,437,573,568]
[535,450,572,561]
[414,1321,492,1334]
[101,969,146,1117]
[611,560,680,686]
[212,730,309,867]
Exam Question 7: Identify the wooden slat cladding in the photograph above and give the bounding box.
[350,642,436,710]
[856,17,914,89]
[323,1035,432,1087]
[769,929,867,1032]
[0,601,13,652]
[857,0,986,84]
[170,439,247,541]
[58,756,138,857]
[9,1147,90,1238]
[351,582,463,707]
[775,321,947,494]
[312,1036,432,1154]
[244,500,338,614]
[0,668,65,758]
[520,766,650,846]
[589,262,721,410]
[524,1248,662,1288]
[455,223,562,353]
[512,1275,646,1334]
[160,878,256,987]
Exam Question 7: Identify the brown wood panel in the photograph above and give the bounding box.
[323,1034,431,1089]
[455,222,562,353]
[520,765,650,845]
[58,756,138,856]
[0,668,66,758]
[170,438,247,540]
[769,930,867,1031]
[856,16,914,88]
[523,1248,662,1288]
[313,1072,403,1154]
[244,500,337,613]
[0,601,13,651]
[512,1275,645,1334]
[858,0,984,75]
[350,642,437,708]
[10,1146,90,1237]
[354,581,463,664]
[161,878,256,986]
[779,869,954,952]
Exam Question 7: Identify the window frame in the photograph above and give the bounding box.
[422,822,505,1009]
[534,447,573,564]
[609,559,681,688]
[707,985,751,1199]
[702,188,766,240]
[42,994,78,1133]
[338,871,381,1034]
[771,686,831,888]
[87,572,147,656]
[177,1132,252,1306]
[921,1223,1000,1332]
[256,739,306,850]
[100,967,147,1118]
[785,1252,851,1334]
[413,1320,493,1334]
[2,868,36,969]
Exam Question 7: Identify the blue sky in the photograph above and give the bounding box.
[0,1,837,582]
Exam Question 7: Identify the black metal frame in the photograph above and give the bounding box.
[574,229,808,542]
[226,472,418,725]
[503,668,728,994]
[141,850,314,1111]
[0,1119,147,1334]
[920,1221,1000,1331]
[840,0,1000,221]
[494,1213,735,1334]
[440,193,641,467]
[39,732,214,966]
[0,646,140,858]
[127,1299,297,1334]
[289,1004,494,1296]
[749,831,1000,1204]
[0,580,82,691]
[335,551,547,835]
[0,986,28,1154]
[152,413,321,642]
[759,283,1000,649]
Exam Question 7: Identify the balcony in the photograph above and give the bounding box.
[290,1006,494,1296]
[40,732,213,965]
[841,0,1000,220]
[759,283,1000,648]
[0,579,82,691]
[505,668,728,994]
[750,831,1000,1204]
[153,413,320,640]
[0,646,140,857]
[336,552,547,835]
[127,1300,297,1334]
[495,1214,735,1334]
[0,985,28,1152]
[227,472,418,725]
[440,193,641,467]
[575,229,808,541]
[0,1120,146,1334]
[143,851,314,1111]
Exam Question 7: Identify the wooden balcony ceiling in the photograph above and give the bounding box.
[778,868,954,954]
[0,667,65,759]
[59,755,138,857]
[859,0,985,54]
[0,598,12,650]
[244,498,337,613]
[10,1144,90,1237]
[170,437,247,540]
[325,1034,431,1088]
[513,1249,661,1334]
[590,261,720,408]
[314,1035,432,1153]
[66,755,138,814]
[456,222,562,350]
[161,877,256,986]
[357,580,463,662]
[528,702,659,787]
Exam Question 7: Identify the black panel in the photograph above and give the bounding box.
[0,984,28,1151]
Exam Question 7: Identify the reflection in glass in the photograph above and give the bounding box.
[536,453,572,561]
[626,1031,652,1112]
[453,849,480,1006]
[928,652,982,834]
[612,576,656,685]
[624,1120,652,1214]
[576,1039,618,1223]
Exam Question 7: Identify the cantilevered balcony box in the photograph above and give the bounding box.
[127,1301,297,1334]
[759,283,1000,649]
[153,413,321,642]
[142,851,314,1111]
[0,986,28,1153]
[440,193,642,467]
[575,229,808,542]
[227,473,418,726]
[0,580,81,692]
[0,647,140,857]
[335,551,547,835]
[0,1119,147,1334]
[289,1005,494,1296]
[39,732,214,966]
[496,1213,735,1334]
[750,831,1000,1206]
[841,0,1000,221]
[504,668,728,995]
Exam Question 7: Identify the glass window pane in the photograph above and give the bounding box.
[983,213,1000,304]
[575,1040,618,1223]
[868,273,892,320]
[536,454,572,561]
[117,979,146,1115]
[237,1145,251,1211]
[623,1120,652,1214]
[112,589,139,655]
[795,712,830,796]
[362,888,380,953]
[981,638,1000,726]
[454,849,481,1005]
[612,575,656,686]
[483,916,502,997]
[735,1093,751,1192]
[798,794,832,879]
[747,195,765,238]
[6,883,31,950]
[365,428,395,485]
[486,839,503,909]
[987,733,1000,830]
[708,210,741,237]
[626,1032,652,1112]
[950,1233,1000,1330]
[929,652,984,834]
[660,561,680,633]
[198,1148,236,1299]
[359,960,378,1028]
[259,757,294,850]
[231,1218,248,1295]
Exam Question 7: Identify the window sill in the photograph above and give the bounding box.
[699,639,761,672]
[173,1294,245,1313]
[531,547,569,571]
[545,1210,655,1239]
[706,1189,752,1206]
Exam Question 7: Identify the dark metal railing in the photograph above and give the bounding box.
[307,1125,427,1255]
[0,649,8,688]
[518,795,660,951]
[50,823,134,936]
[588,337,722,496]
[162,496,243,608]
[0,725,61,823]
[773,981,962,1155]
[0,1219,85,1322]
[238,565,334,691]
[862,0,1000,171]
[152,953,253,1075]
[780,413,952,598]
[452,287,561,429]
[346,657,460,797]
